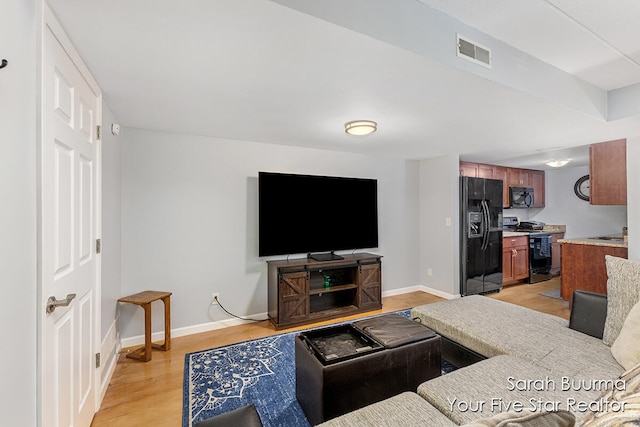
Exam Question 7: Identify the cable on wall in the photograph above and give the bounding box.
[0,59,8,70]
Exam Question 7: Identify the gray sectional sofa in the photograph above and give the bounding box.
[318,255,640,426]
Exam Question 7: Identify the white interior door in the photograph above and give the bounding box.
[42,8,101,427]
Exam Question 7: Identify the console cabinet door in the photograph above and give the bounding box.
[358,263,381,309]
[278,271,309,325]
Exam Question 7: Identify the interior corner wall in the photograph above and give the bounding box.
[0,0,38,424]
[119,128,421,340]
[419,155,460,297]
[100,103,122,338]
[627,137,640,260]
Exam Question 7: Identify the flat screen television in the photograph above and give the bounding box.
[258,172,379,259]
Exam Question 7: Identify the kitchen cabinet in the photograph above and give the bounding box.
[589,139,627,205]
[502,236,529,284]
[459,162,479,177]
[529,170,545,208]
[560,241,628,305]
[460,162,545,208]
[507,167,545,208]
[492,166,509,207]
[550,232,564,275]
[507,168,531,187]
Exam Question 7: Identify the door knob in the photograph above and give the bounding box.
[46,293,76,314]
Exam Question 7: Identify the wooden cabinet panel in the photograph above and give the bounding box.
[278,271,309,325]
[460,161,478,177]
[550,233,564,273]
[513,247,529,280]
[503,236,529,284]
[507,168,531,187]
[477,164,495,178]
[502,249,514,283]
[358,263,382,309]
[560,243,628,305]
[530,170,545,208]
[590,139,627,205]
[492,166,509,208]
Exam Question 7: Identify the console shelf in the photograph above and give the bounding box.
[267,253,382,329]
[309,284,358,295]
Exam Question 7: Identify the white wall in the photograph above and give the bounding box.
[527,165,627,239]
[628,137,640,260]
[419,155,460,298]
[0,0,38,424]
[101,104,122,338]
[119,128,420,339]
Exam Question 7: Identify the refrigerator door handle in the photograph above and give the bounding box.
[481,200,490,250]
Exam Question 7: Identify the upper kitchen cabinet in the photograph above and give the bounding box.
[507,168,545,208]
[589,139,627,205]
[460,162,510,207]
[459,161,479,177]
[493,167,509,207]
[507,168,531,187]
[459,161,544,208]
[529,170,545,208]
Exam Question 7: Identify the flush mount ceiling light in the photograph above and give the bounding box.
[545,159,571,168]
[344,120,377,136]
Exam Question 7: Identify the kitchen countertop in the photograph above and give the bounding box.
[503,231,530,237]
[503,225,566,238]
[559,236,628,248]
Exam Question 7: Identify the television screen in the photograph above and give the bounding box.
[258,172,379,257]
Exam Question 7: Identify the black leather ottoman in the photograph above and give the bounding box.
[295,313,441,425]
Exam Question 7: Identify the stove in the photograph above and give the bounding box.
[503,217,546,232]
[518,221,545,231]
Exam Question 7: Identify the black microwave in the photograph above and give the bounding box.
[510,187,534,208]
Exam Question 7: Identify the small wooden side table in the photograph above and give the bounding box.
[118,290,172,362]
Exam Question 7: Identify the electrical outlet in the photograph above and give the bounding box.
[427,268,433,277]
[211,293,220,305]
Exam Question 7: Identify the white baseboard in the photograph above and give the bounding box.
[98,317,121,406]
[119,287,457,348]
[119,312,270,349]
[382,284,459,300]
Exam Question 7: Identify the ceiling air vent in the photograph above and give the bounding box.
[456,34,491,68]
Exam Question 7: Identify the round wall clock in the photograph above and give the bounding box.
[574,175,590,201]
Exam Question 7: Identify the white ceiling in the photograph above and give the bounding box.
[46,0,640,169]
[418,0,640,91]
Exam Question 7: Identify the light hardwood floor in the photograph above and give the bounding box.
[91,278,568,426]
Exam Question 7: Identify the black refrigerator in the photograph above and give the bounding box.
[460,176,503,296]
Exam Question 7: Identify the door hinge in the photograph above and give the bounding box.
[95,353,101,368]
[96,238,101,254]
[97,125,102,140]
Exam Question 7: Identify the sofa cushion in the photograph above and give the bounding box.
[580,361,640,426]
[411,296,568,361]
[602,256,640,345]
[610,299,640,370]
[460,409,575,427]
[315,391,456,427]
[417,355,598,425]
[411,296,623,379]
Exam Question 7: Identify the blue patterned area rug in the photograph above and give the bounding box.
[183,310,455,427]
